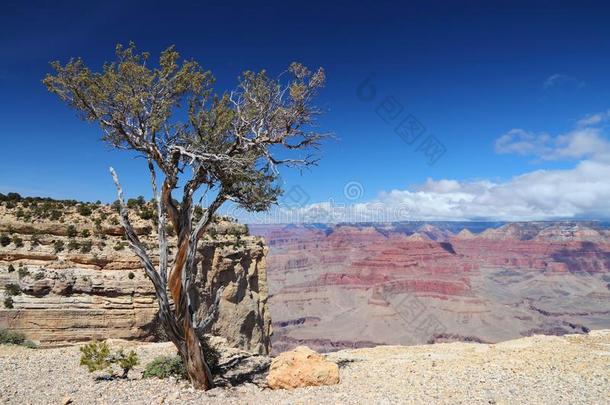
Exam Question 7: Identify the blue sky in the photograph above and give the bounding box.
[2,0,610,221]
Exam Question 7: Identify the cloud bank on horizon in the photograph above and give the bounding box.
[231,109,610,223]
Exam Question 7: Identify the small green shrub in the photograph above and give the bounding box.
[79,341,139,378]
[142,336,219,379]
[115,349,140,378]
[21,340,38,349]
[78,205,93,216]
[113,242,126,251]
[18,266,29,278]
[66,225,77,238]
[67,239,80,251]
[50,210,62,220]
[80,341,111,373]
[7,264,15,273]
[30,235,40,246]
[0,235,10,247]
[34,272,45,281]
[138,209,154,220]
[81,229,91,238]
[128,272,135,280]
[143,355,187,379]
[54,240,65,253]
[5,283,21,296]
[3,297,13,308]
[0,328,25,344]
[80,240,92,254]
[12,236,23,248]
[0,328,36,348]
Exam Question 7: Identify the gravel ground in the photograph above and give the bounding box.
[1,331,609,404]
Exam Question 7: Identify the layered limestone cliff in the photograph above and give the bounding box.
[0,196,272,353]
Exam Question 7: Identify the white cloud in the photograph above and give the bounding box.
[369,160,610,220]
[577,110,610,127]
[495,129,552,156]
[543,73,585,90]
[495,126,610,163]
[237,110,610,223]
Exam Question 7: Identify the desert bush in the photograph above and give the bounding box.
[138,209,154,220]
[18,266,29,278]
[12,236,23,248]
[7,264,15,273]
[79,340,139,378]
[81,229,91,238]
[113,242,126,251]
[143,355,187,379]
[5,283,21,296]
[66,225,77,238]
[34,272,45,280]
[78,204,93,216]
[54,240,65,253]
[80,340,111,373]
[0,328,36,348]
[30,235,40,246]
[20,340,38,349]
[50,210,62,220]
[15,208,25,218]
[80,240,92,253]
[67,239,80,251]
[115,349,140,378]
[142,336,219,379]
[0,328,24,344]
[128,272,135,280]
[4,297,14,308]
[0,235,10,247]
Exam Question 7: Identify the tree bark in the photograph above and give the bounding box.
[182,319,214,389]
[111,167,215,389]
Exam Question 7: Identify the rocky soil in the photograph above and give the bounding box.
[1,330,609,404]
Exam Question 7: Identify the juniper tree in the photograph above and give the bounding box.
[44,43,326,390]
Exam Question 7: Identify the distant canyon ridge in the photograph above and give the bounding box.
[251,221,610,354]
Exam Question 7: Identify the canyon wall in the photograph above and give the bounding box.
[251,222,610,353]
[0,201,272,354]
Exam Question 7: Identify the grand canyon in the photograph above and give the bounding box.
[251,222,610,353]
